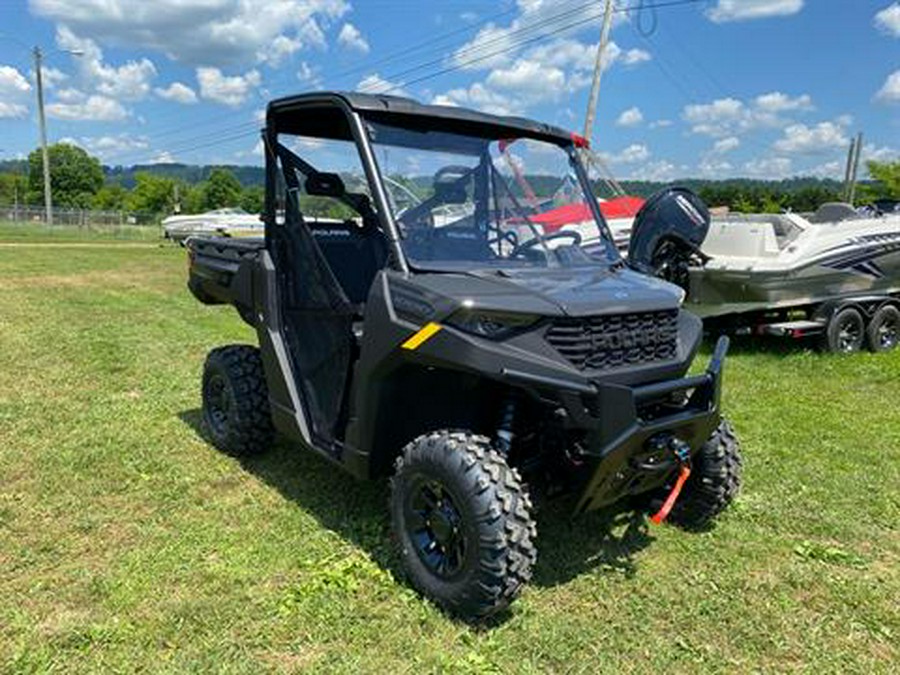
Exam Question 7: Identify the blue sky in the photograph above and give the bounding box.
[0,0,898,181]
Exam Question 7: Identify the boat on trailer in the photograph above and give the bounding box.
[627,194,900,353]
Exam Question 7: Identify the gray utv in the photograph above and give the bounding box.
[187,91,742,620]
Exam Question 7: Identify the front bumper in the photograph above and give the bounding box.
[564,336,729,513]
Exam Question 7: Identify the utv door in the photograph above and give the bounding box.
[267,141,359,447]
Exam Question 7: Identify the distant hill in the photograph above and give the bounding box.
[0,157,853,204]
[103,163,265,189]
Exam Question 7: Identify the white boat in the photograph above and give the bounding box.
[162,208,263,243]
[685,204,900,319]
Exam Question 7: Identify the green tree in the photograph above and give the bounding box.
[127,172,176,214]
[183,183,208,214]
[240,186,264,214]
[204,168,242,209]
[27,143,104,208]
[865,160,900,200]
[92,183,129,211]
[0,172,28,206]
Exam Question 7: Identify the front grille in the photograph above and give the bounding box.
[546,310,679,371]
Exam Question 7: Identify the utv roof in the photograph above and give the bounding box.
[267,91,580,147]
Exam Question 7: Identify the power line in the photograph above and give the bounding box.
[119,0,708,165]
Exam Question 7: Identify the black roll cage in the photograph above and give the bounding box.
[262,92,620,275]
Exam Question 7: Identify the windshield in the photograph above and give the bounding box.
[367,121,618,271]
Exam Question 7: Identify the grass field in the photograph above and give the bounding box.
[0,220,163,243]
[1,230,898,673]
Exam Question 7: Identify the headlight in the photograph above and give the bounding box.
[445,310,539,339]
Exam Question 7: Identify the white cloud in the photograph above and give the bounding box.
[620,49,651,66]
[807,160,843,179]
[58,133,149,160]
[55,88,86,103]
[337,22,369,53]
[197,67,261,107]
[615,106,643,127]
[46,94,128,121]
[876,69,900,102]
[697,158,733,178]
[434,37,647,120]
[0,65,32,95]
[357,73,407,97]
[155,82,198,104]
[743,156,793,178]
[33,0,350,66]
[432,83,513,116]
[41,67,68,89]
[486,59,566,103]
[150,150,176,164]
[603,144,651,165]
[628,160,679,182]
[754,91,813,112]
[257,35,303,66]
[0,102,28,119]
[297,61,320,86]
[773,121,849,154]
[56,26,156,101]
[706,0,804,23]
[649,119,672,129]
[713,137,741,154]
[0,66,31,118]
[682,93,813,137]
[875,3,900,37]
[861,143,899,164]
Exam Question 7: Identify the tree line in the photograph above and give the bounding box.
[1,143,898,219]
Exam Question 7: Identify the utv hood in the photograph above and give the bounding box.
[412,265,685,317]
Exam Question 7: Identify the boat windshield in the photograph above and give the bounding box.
[367,120,619,271]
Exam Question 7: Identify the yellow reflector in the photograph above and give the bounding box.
[401,322,443,350]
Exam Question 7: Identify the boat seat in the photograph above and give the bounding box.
[808,202,859,224]
[307,218,389,307]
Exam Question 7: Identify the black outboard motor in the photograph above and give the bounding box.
[627,187,711,291]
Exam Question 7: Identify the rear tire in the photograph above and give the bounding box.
[390,431,537,621]
[866,305,900,353]
[667,418,742,529]
[821,307,865,354]
[201,345,274,456]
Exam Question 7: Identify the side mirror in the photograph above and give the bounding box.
[305,172,345,198]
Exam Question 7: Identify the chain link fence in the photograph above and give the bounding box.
[1,204,165,241]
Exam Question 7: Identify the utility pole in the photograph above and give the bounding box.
[842,136,856,201]
[582,0,615,146]
[580,0,626,198]
[848,132,863,206]
[33,46,53,225]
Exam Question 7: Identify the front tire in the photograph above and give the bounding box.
[390,431,537,621]
[201,345,274,456]
[667,418,743,529]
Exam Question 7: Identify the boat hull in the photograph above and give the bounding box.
[687,233,900,318]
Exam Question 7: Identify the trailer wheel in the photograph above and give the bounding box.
[821,307,865,354]
[201,345,274,456]
[390,431,536,621]
[866,305,900,353]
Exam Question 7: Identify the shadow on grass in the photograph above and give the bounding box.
[179,408,658,617]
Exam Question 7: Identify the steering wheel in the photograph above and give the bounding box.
[509,230,582,258]
[487,228,518,250]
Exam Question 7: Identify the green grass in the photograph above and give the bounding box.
[0,234,898,673]
[0,220,164,243]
